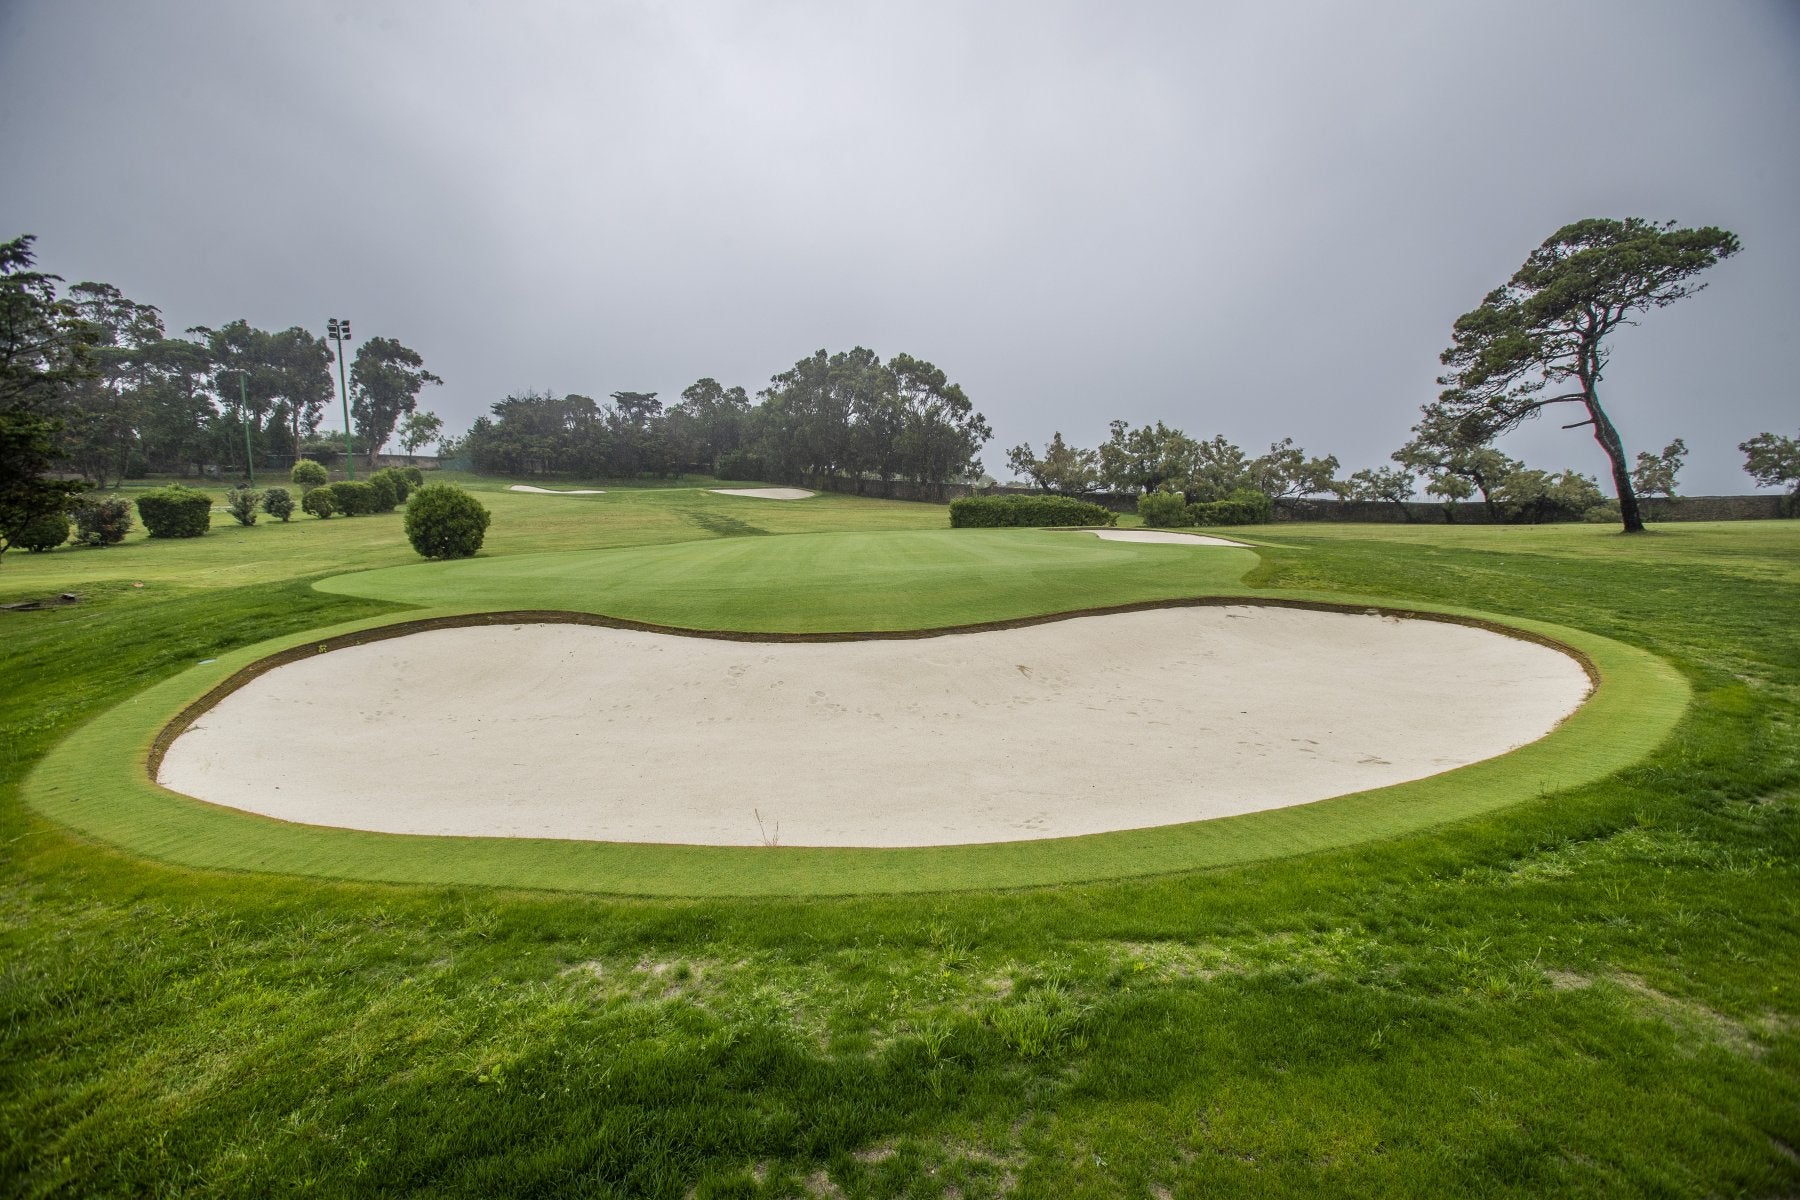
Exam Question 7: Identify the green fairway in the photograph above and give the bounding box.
[3,491,1795,1196]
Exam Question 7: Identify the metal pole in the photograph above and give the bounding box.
[238,373,254,485]
[334,323,355,479]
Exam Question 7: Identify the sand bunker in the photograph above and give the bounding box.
[710,487,815,500]
[158,607,1590,848]
[1088,529,1249,547]
[509,485,605,495]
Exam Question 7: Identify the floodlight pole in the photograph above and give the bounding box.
[329,317,355,479]
[237,372,254,485]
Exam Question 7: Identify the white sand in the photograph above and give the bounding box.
[710,487,816,500]
[158,608,1590,848]
[509,485,606,495]
[1087,529,1250,548]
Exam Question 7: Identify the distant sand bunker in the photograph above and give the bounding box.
[509,485,605,495]
[1088,529,1249,547]
[710,487,815,500]
[157,607,1590,848]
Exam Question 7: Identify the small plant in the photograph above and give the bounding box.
[328,480,379,517]
[291,459,329,492]
[71,496,134,546]
[136,486,213,538]
[366,470,400,512]
[301,488,336,519]
[400,465,424,489]
[1136,491,1192,528]
[262,487,295,522]
[14,510,71,552]
[404,483,491,559]
[225,486,262,526]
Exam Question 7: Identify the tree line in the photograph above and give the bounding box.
[461,347,993,493]
[0,235,445,489]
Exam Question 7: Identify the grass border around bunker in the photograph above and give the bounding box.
[24,593,1687,897]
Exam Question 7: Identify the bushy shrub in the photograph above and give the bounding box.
[1137,491,1193,528]
[327,480,379,516]
[372,467,412,503]
[136,486,213,538]
[1188,488,1273,526]
[1583,502,1622,524]
[262,487,295,522]
[71,496,134,546]
[225,486,262,526]
[404,484,491,559]
[366,471,400,512]
[400,465,424,489]
[302,487,337,519]
[948,494,1118,528]
[291,459,329,492]
[14,510,71,552]
[714,449,767,481]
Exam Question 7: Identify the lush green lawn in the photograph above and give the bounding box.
[2,488,1795,1196]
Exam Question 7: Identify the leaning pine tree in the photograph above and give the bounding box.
[1429,218,1739,533]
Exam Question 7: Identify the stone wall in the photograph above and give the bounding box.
[813,476,1792,523]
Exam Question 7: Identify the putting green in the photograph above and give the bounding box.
[24,530,1689,896]
[313,528,1263,629]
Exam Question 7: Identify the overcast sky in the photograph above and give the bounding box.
[3,0,1796,492]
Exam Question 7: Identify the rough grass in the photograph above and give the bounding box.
[2,494,1796,1197]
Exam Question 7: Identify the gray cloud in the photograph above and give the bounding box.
[4,0,1795,492]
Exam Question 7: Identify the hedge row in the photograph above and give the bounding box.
[1137,488,1273,527]
[136,486,213,538]
[949,494,1118,528]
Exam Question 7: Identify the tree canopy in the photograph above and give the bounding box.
[0,236,94,560]
[1428,217,1739,533]
[351,337,442,467]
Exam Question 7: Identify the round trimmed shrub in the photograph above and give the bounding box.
[14,510,71,552]
[71,496,133,546]
[400,465,424,489]
[225,486,262,526]
[291,459,329,492]
[136,486,213,538]
[366,470,400,512]
[328,480,378,516]
[301,488,337,519]
[404,484,491,559]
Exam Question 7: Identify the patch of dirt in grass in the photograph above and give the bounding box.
[1609,972,1786,1058]
[1545,969,1592,991]
[802,1168,845,1197]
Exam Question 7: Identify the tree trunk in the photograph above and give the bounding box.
[1584,393,1645,533]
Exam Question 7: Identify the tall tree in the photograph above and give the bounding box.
[1097,421,1200,494]
[351,337,442,467]
[671,378,750,470]
[1739,431,1799,507]
[397,410,445,456]
[1007,432,1099,494]
[0,235,94,560]
[1630,438,1687,517]
[196,321,335,459]
[1430,218,1740,533]
[60,282,166,485]
[890,353,989,493]
[1394,408,1520,519]
[1246,438,1342,509]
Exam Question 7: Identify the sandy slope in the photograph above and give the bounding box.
[709,487,815,500]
